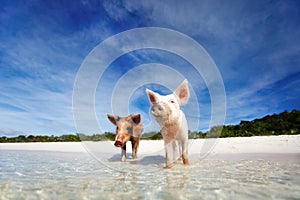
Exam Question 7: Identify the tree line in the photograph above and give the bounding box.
[1,109,299,143]
[205,109,300,138]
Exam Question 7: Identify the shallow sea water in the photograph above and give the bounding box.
[1,150,299,200]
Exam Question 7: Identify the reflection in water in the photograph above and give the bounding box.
[1,150,299,199]
[166,167,190,189]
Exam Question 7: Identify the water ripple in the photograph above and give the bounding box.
[1,150,299,199]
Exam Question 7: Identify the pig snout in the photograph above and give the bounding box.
[114,140,123,147]
[151,104,164,117]
[114,135,124,147]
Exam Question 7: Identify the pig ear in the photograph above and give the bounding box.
[174,79,190,105]
[107,114,119,125]
[131,114,141,124]
[146,89,159,104]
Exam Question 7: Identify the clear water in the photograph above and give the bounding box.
[1,150,299,199]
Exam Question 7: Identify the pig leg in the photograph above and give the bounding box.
[178,142,183,161]
[164,141,176,168]
[171,141,178,162]
[181,139,189,165]
[131,137,139,159]
[174,140,182,161]
[121,144,126,162]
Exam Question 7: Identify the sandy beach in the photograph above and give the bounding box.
[1,135,300,199]
[1,135,299,155]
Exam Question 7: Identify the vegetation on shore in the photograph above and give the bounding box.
[1,109,299,143]
[205,109,300,138]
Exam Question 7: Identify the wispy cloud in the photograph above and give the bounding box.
[120,0,300,86]
[0,128,25,137]
[0,0,299,136]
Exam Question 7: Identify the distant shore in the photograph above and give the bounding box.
[1,135,299,156]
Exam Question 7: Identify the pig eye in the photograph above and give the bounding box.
[170,100,175,103]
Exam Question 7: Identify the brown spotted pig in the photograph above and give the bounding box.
[107,114,143,162]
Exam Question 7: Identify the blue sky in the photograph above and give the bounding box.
[1,0,299,136]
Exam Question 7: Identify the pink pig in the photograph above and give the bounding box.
[146,80,190,168]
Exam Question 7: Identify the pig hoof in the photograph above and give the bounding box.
[183,159,189,165]
[164,165,173,169]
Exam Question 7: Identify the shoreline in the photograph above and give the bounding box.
[1,135,299,155]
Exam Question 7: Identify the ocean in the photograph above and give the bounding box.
[1,148,299,199]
